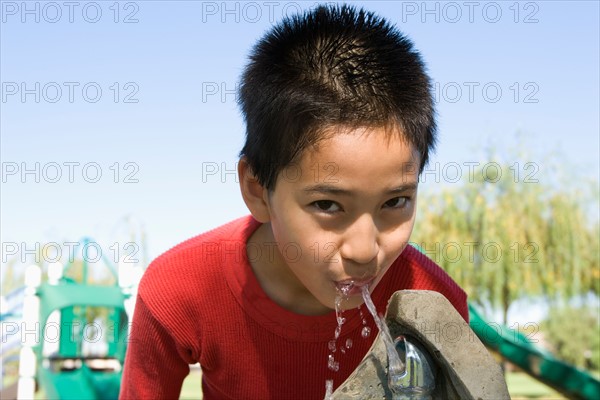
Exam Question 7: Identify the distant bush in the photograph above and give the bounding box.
[541,305,600,371]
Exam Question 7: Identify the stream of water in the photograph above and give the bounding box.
[323,284,404,399]
[360,285,404,377]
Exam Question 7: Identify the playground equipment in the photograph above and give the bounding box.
[1,238,139,400]
[469,304,600,399]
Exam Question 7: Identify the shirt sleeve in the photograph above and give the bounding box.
[457,292,469,324]
[119,296,192,400]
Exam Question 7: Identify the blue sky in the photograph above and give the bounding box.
[2,1,599,320]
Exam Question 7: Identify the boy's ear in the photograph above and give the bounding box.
[238,157,271,223]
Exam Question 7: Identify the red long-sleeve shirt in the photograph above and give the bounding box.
[120,215,468,400]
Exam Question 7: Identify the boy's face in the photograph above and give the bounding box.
[257,125,420,315]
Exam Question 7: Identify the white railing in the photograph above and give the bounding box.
[1,288,25,391]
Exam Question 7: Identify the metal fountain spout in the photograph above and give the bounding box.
[389,335,436,399]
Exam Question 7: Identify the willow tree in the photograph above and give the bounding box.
[412,158,599,324]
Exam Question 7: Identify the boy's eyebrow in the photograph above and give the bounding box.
[387,183,419,193]
[302,183,419,195]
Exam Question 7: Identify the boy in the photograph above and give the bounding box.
[120,4,468,399]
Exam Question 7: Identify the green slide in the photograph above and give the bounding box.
[469,303,600,400]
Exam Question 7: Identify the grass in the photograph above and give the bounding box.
[180,368,203,400]
[178,369,567,399]
[506,371,566,399]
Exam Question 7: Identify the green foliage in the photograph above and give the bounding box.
[541,305,600,371]
[412,150,599,323]
[505,371,566,399]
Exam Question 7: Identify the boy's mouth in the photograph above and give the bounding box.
[335,277,375,296]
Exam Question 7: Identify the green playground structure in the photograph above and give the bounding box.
[1,240,599,399]
[1,238,136,400]
[469,304,600,399]
[34,282,128,399]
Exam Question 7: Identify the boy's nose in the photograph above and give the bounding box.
[339,214,379,266]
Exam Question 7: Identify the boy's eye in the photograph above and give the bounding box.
[384,197,408,209]
[312,200,341,213]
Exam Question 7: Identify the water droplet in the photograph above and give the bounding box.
[361,326,371,338]
[345,338,353,349]
[338,281,354,297]
[333,293,346,339]
[327,354,339,371]
[328,340,336,352]
[324,380,333,400]
[359,306,367,325]
[328,293,347,374]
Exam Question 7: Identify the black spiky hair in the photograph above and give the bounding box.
[238,3,436,190]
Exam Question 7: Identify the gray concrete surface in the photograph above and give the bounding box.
[332,290,510,400]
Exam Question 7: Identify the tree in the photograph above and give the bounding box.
[541,305,600,371]
[411,154,599,325]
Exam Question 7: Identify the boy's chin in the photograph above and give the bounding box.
[333,294,366,311]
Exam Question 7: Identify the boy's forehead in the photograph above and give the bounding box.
[286,126,421,187]
[303,125,419,163]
